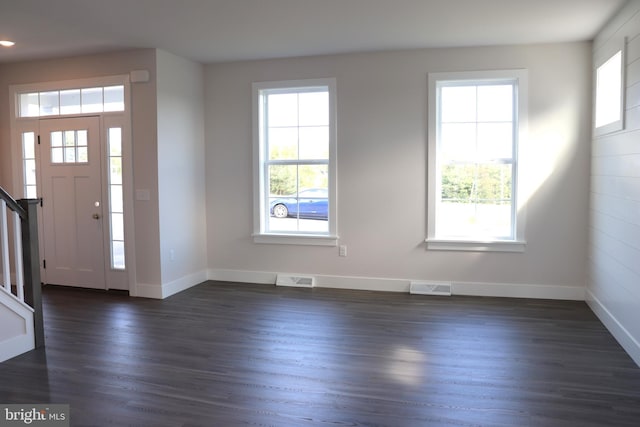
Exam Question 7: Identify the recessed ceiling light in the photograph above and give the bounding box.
[0,40,16,47]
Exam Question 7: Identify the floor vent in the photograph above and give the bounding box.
[276,274,316,288]
[409,281,452,296]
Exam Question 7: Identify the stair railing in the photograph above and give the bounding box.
[0,186,44,348]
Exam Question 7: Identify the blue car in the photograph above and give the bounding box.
[269,188,328,220]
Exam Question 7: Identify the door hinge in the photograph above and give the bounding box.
[39,197,43,207]
[37,135,41,145]
[43,259,46,269]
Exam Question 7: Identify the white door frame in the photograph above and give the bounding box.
[39,116,106,288]
[8,75,137,295]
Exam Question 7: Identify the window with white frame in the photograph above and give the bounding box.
[21,132,37,198]
[427,70,527,252]
[594,39,625,135]
[107,127,126,269]
[253,78,337,245]
[18,85,125,118]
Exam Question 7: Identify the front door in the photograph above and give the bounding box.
[39,117,106,289]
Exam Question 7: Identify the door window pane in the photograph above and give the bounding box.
[64,146,76,163]
[51,132,63,147]
[51,148,64,163]
[77,147,88,162]
[50,129,89,164]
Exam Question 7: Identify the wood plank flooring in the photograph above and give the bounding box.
[1,281,639,426]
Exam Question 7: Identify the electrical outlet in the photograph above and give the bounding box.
[339,245,347,257]
[169,249,175,261]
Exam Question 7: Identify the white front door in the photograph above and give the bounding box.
[39,117,106,289]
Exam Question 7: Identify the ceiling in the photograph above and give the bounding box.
[0,0,627,65]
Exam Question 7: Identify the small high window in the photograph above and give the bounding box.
[594,40,625,135]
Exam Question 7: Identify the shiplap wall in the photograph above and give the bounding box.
[588,1,640,367]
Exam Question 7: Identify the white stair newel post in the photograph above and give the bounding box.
[0,199,10,292]
[13,211,24,301]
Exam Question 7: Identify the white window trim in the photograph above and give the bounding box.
[252,78,338,246]
[12,75,129,121]
[426,69,528,252]
[594,37,626,137]
[9,74,137,293]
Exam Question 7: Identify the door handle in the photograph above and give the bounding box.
[92,213,101,220]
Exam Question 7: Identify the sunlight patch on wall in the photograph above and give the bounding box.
[518,99,577,211]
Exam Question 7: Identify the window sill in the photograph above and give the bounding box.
[426,238,526,253]
[253,233,338,246]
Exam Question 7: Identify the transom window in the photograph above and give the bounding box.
[427,70,527,252]
[18,85,125,118]
[253,78,338,246]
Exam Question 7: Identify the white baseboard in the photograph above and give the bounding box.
[0,333,35,363]
[135,283,164,299]
[135,270,208,299]
[453,281,585,300]
[208,269,275,285]
[161,270,208,299]
[586,290,640,368]
[206,268,585,300]
[316,274,409,292]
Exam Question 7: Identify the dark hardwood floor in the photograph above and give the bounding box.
[1,281,639,426]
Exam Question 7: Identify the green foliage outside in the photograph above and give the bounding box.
[441,163,512,203]
[269,145,328,195]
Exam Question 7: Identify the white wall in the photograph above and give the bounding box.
[205,43,592,298]
[155,50,207,298]
[588,1,640,366]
